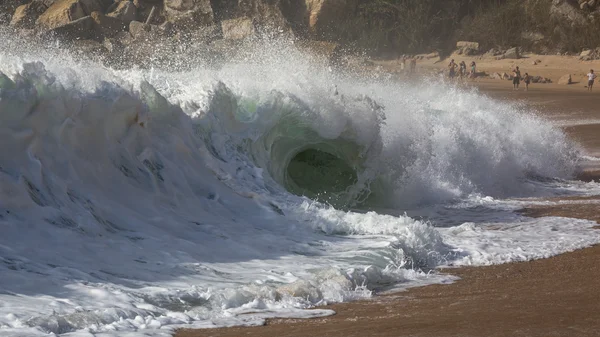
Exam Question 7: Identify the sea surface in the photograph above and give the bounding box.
[1,31,600,336]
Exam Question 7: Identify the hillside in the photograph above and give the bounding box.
[2,0,600,66]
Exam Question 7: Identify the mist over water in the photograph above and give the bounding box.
[1,30,599,336]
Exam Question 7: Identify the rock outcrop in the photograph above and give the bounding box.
[49,15,96,39]
[10,0,49,28]
[558,73,573,84]
[36,0,109,29]
[221,17,255,40]
[531,75,552,83]
[1,0,30,24]
[7,0,600,71]
[129,20,153,39]
[91,11,127,38]
[107,0,136,25]
[456,41,479,50]
[163,0,213,29]
[579,47,600,60]
[504,47,520,59]
[455,41,480,56]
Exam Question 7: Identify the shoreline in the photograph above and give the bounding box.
[175,63,600,337]
[178,245,600,337]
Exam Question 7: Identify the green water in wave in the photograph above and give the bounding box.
[286,148,358,205]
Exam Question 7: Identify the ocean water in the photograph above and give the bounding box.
[1,32,600,337]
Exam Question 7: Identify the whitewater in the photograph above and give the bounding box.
[1,31,600,337]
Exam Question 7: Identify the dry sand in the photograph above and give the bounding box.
[176,56,600,337]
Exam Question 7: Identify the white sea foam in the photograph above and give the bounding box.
[1,33,599,336]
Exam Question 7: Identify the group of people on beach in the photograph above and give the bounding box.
[449,60,598,92]
[511,67,598,92]
[510,66,530,91]
[399,57,417,75]
[447,59,477,80]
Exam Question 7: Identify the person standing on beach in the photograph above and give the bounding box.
[448,59,457,79]
[512,66,521,90]
[587,69,596,91]
[470,61,476,78]
[410,58,417,75]
[459,61,467,80]
[523,73,531,91]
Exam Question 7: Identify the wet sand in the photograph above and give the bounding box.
[176,78,600,337]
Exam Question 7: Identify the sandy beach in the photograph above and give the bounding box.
[176,56,600,337]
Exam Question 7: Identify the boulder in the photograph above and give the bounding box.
[490,72,503,80]
[504,47,520,59]
[531,76,552,83]
[163,0,213,28]
[580,1,590,9]
[462,47,478,56]
[91,11,127,38]
[485,48,503,56]
[112,30,134,45]
[581,49,592,56]
[456,41,479,50]
[213,0,294,38]
[129,20,152,39]
[589,0,598,8]
[37,0,85,28]
[558,74,573,84]
[37,0,108,29]
[49,15,96,39]
[424,51,439,59]
[128,20,173,40]
[0,0,30,25]
[413,51,441,62]
[107,0,136,24]
[221,17,256,40]
[10,0,49,28]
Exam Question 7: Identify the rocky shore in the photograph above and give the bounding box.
[1,0,356,69]
[5,0,600,72]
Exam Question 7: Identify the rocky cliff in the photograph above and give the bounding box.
[2,0,600,67]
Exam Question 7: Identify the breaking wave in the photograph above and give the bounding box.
[0,33,595,336]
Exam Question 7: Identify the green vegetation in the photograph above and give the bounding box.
[325,0,600,56]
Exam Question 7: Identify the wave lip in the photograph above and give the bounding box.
[198,84,386,208]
